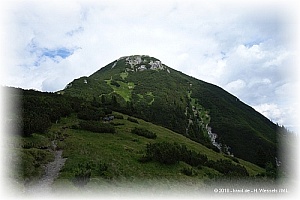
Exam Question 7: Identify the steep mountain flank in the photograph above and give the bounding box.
[61,55,279,168]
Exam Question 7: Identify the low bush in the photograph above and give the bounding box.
[72,161,111,187]
[77,107,105,121]
[127,117,139,123]
[178,144,208,167]
[79,120,116,133]
[138,155,152,163]
[206,159,249,177]
[225,155,240,163]
[19,148,54,181]
[19,151,36,180]
[111,80,120,87]
[95,162,112,179]
[141,142,208,166]
[181,167,196,176]
[145,142,180,165]
[72,162,92,188]
[110,122,125,126]
[70,124,80,129]
[25,148,54,164]
[113,113,124,119]
[21,134,51,149]
[103,108,112,115]
[22,112,52,136]
[96,162,108,175]
[131,127,157,139]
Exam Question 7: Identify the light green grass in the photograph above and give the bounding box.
[51,112,264,188]
[15,111,265,189]
[146,92,155,105]
[120,71,128,80]
[18,110,264,190]
[105,80,135,101]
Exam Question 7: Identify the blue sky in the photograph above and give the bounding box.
[27,39,78,66]
[0,0,299,131]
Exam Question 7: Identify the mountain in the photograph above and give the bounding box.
[8,86,270,190]
[60,55,279,168]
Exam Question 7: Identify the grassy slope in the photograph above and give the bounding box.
[50,112,263,189]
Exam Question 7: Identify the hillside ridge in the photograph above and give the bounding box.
[8,86,271,190]
[61,55,280,170]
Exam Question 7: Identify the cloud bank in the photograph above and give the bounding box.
[1,0,299,129]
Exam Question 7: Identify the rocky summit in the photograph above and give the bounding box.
[111,55,170,73]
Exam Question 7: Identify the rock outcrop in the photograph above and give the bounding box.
[112,55,170,73]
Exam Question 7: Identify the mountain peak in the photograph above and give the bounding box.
[62,55,279,168]
[112,55,170,73]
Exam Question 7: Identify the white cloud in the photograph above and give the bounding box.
[253,103,284,124]
[252,102,298,128]
[225,79,246,94]
[1,0,298,128]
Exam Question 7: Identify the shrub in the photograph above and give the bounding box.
[113,113,124,119]
[19,148,54,181]
[77,107,105,121]
[96,162,108,176]
[206,159,249,177]
[265,162,278,179]
[131,127,157,139]
[21,134,51,149]
[24,148,54,164]
[138,155,152,163]
[72,161,111,186]
[178,144,208,167]
[181,167,196,176]
[144,142,181,165]
[111,80,120,87]
[95,161,112,179]
[23,112,52,136]
[72,162,92,188]
[225,155,239,163]
[141,142,208,167]
[127,117,139,123]
[19,151,36,180]
[110,122,125,126]
[79,121,116,133]
[103,107,112,115]
[70,124,80,129]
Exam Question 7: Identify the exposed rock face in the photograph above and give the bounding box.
[207,126,221,150]
[112,55,170,73]
[207,126,233,156]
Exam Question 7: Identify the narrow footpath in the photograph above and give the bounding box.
[26,141,67,195]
